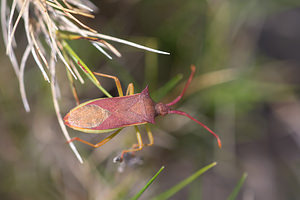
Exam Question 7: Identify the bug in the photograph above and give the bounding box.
[64,64,221,162]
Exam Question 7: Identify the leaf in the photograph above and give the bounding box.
[151,74,183,102]
[227,172,248,200]
[130,166,165,200]
[62,40,112,98]
[152,162,217,200]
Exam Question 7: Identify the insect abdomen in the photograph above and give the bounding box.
[66,104,110,129]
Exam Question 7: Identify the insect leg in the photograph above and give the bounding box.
[93,72,124,96]
[68,129,122,148]
[129,125,153,148]
[119,126,144,160]
[126,83,134,95]
[145,124,154,147]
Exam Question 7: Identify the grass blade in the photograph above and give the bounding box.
[227,172,248,200]
[151,162,217,200]
[144,38,158,89]
[151,74,183,102]
[130,166,165,200]
[62,40,112,97]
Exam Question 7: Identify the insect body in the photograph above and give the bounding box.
[64,87,156,133]
[64,65,221,162]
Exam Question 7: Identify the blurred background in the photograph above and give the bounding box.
[1,0,300,199]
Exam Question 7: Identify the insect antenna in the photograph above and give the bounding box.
[166,65,196,107]
[168,110,222,148]
[166,65,222,148]
[162,65,221,148]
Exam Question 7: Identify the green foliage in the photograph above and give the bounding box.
[227,173,248,200]
[62,41,112,98]
[151,74,183,102]
[151,162,217,200]
[130,166,165,200]
[130,162,217,200]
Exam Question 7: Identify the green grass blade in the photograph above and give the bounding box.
[62,40,112,98]
[130,166,165,200]
[151,74,183,102]
[152,162,217,200]
[144,38,158,89]
[227,172,248,200]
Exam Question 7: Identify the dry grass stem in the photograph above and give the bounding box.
[2,0,169,163]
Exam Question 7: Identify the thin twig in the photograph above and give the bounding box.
[46,0,94,18]
[49,49,83,163]
[19,44,32,112]
[7,0,29,55]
